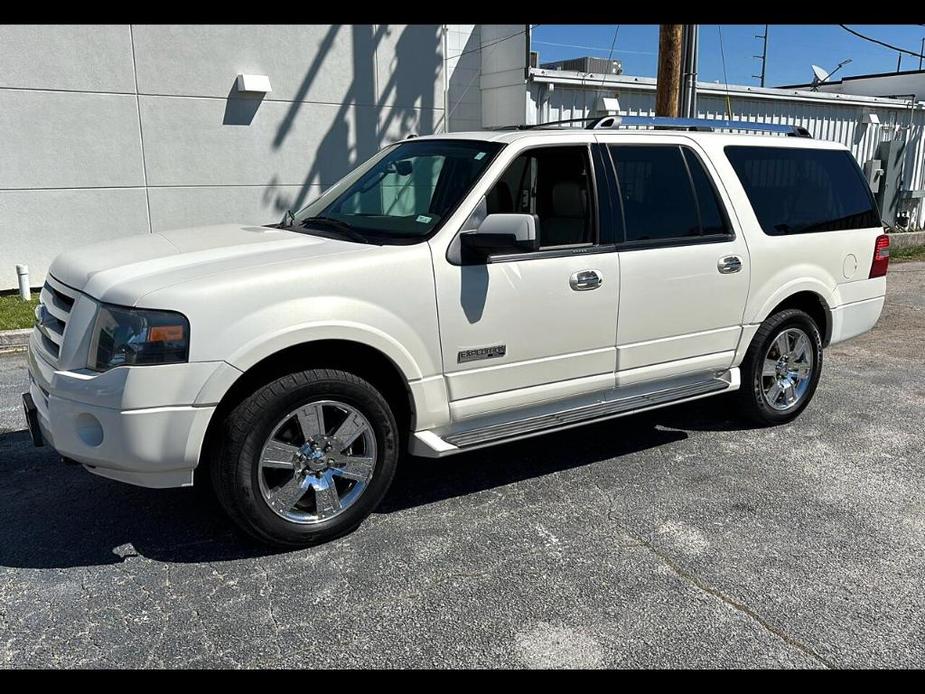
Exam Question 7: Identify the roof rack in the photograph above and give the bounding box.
[492,115,812,138]
[590,115,812,137]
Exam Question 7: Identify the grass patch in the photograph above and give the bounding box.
[891,244,925,263]
[0,293,39,331]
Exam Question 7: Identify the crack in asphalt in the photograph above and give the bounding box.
[592,480,835,669]
[626,527,835,669]
[141,563,173,668]
[257,559,285,663]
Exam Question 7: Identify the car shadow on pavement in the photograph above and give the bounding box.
[0,431,276,569]
[0,398,754,569]
[648,393,766,433]
[380,395,759,513]
[379,416,690,514]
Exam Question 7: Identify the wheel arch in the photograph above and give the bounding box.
[752,286,833,347]
[765,291,832,346]
[196,339,417,483]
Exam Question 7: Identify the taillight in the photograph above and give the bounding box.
[869,233,890,278]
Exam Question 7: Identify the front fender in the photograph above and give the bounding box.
[189,297,449,432]
[227,319,425,382]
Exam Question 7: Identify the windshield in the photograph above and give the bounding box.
[291,139,503,242]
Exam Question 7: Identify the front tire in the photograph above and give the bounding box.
[737,308,823,426]
[210,369,399,548]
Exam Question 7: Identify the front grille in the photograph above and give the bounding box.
[45,282,75,312]
[39,332,60,358]
[33,276,77,365]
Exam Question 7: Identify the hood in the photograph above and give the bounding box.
[48,224,368,305]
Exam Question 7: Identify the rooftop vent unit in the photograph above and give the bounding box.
[539,56,623,76]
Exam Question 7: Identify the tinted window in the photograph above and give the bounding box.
[486,146,594,248]
[683,148,730,235]
[609,145,701,242]
[724,146,880,235]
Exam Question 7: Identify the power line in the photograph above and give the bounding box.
[532,39,655,56]
[839,25,925,61]
[716,25,733,117]
[445,26,539,124]
[591,25,621,94]
[446,25,540,61]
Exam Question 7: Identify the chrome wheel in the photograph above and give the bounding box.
[761,328,814,411]
[257,400,377,524]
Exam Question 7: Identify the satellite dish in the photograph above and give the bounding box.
[809,59,852,90]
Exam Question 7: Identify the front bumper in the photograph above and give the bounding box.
[26,336,240,488]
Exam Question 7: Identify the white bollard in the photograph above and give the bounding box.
[16,265,30,301]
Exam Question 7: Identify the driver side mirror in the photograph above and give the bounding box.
[459,213,539,259]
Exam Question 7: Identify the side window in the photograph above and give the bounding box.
[485,146,594,248]
[724,146,881,235]
[682,148,731,236]
[609,145,701,243]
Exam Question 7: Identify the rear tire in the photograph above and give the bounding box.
[210,368,399,548]
[737,308,823,426]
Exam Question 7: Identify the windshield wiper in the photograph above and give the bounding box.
[299,216,374,245]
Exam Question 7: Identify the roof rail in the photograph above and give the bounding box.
[486,117,598,131]
[488,115,812,138]
[587,115,812,138]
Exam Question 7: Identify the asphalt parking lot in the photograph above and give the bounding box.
[1,262,923,669]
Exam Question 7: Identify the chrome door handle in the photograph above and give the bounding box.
[570,269,603,291]
[718,255,743,274]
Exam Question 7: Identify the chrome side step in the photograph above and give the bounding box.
[443,376,729,449]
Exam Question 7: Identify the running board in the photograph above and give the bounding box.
[440,375,732,451]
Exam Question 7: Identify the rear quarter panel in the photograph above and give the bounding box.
[699,137,885,326]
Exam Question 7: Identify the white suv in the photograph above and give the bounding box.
[22,117,890,547]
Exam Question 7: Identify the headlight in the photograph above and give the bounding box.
[87,304,190,371]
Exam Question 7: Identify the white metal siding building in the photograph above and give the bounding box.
[464,26,925,230]
[521,69,925,230]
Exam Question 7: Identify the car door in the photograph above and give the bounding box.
[431,143,621,422]
[603,139,750,386]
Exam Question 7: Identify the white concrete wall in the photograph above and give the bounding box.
[0,24,448,290]
[480,25,529,129]
[445,25,482,132]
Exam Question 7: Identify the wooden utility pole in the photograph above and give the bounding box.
[655,24,683,117]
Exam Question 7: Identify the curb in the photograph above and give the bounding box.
[0,329,30,354]
[888,230,925,249]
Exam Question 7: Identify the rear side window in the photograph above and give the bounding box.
[683,148,730,236]
[724,146,880,235]
[608,145,731,244]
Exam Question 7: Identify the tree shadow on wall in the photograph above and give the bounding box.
[268,24,444,216]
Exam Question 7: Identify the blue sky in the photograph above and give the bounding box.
[531,25,925,87]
